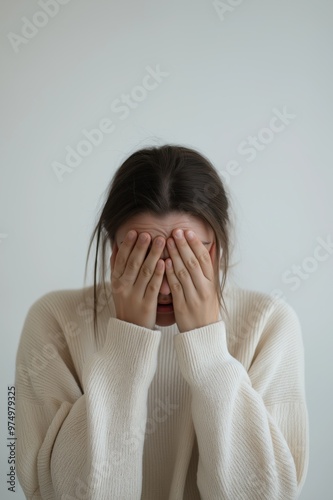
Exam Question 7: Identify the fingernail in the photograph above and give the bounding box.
[174,229,183,239]
[155,237,164,247]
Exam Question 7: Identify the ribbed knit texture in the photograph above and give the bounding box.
[15,283,309,499]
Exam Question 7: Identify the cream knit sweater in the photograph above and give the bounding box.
[15,283,309,499]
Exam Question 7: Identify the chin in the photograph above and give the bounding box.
[155,313,176,327]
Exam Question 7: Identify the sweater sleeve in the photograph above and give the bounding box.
[15,297,161,500]
[173,298,309,500]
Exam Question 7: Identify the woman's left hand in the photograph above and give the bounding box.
[165,229,220,333]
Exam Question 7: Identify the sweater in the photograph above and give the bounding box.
[15,282,309,500]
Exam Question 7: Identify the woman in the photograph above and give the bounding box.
[15,145,309,499]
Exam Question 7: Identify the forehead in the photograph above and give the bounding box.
[116,211,214,241]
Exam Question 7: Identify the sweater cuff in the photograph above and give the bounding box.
[89,317,161,384]
[174,320,243,386]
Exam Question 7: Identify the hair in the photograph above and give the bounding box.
[84,144,232,337]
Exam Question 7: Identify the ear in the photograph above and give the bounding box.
[110,241,119,273]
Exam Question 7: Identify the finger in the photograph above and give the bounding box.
[113,230,149,282]
[183,229,215,281]
[122,232,152,284]
[164,257,185,305]
[110,245,126,296]
[134,236,166,293]
[167,230,206,292]
[144,259,165,302]
[112,230,138,279]
[166,236,197,301]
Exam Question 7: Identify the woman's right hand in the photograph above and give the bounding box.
[110,230,166,330]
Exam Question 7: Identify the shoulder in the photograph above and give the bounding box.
[19,284,113,348]
[25,283,112,318]
[224,285,300,325]
[223,285,302,354]
[23,286,91,323]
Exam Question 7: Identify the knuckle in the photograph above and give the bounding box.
[147,281,159,294]
[112,283,125,295]
[112,270,121,280]
[111,279,126,296]
[199,250,210,263]
[171,282,182,293]
[127,259,141,272]
[141,264,153,278]
[177,267,189,280]
[186,257,199,270]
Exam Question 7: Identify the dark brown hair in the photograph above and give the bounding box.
[84,144,231,336]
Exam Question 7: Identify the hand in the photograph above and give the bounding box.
[165,229,220,333]
[110,230,166,330]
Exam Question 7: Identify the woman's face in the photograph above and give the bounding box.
[111,211,217,327]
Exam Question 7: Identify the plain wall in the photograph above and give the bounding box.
[1,0,332,498]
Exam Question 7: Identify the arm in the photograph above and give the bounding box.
[173,298,309,500]
[15,298,161,500]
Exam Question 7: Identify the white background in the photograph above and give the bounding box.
[1,0,332,498]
